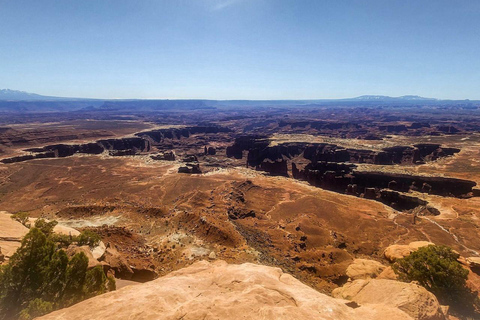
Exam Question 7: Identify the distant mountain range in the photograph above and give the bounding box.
[0,89,90,101]
[0,89,477,113]
[347,95,436,101]
[0,89,443,102]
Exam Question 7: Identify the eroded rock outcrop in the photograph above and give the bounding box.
[224,137,474,203]
[1,138,150,164]
[346,259,387,280]
[332,279,446,320]
[150,151,176,161]
[384,241,434,262]
[37,260,413,320]
[137,126,232,144]
[466,257,480,274]
[178,162,202,174]
[226,138,459,167]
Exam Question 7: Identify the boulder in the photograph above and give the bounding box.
[332,279,445,320]
[37,260,412,320]
[346,259,387,280]
[384,241,434,262]
[462,257,480,292]
[100,247,134,279]
[408,241,434,251]
[377,266,398,280]
[66,245,102,269]
[466,257,480,271]
[384,245,413,262]
[91,241,106,260]
[208,251,216,260]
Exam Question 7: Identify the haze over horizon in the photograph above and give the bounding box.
[1,0,479,100]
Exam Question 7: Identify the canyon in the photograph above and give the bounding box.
[1,99,480,318]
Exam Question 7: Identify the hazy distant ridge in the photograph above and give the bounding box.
[348,95,436,101]
[0,89,467,103]
[0,89,91,101]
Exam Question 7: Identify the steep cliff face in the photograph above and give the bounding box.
[240,142,459,167]
[226,136,460,169]
[225,136,475,210]
[98,137,150,152]
[1,138,150,164]
[137,126,232,144]
[293,164,475,198]
[226,135,269,159]
[352,172,475,197]
[0,126,231,164]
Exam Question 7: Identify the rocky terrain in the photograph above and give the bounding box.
[36,260,442,320]
[1,101,480,318]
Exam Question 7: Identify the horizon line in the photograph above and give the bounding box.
[1,89,478,101]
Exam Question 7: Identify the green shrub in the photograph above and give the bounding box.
[18,299,53,320]
[0,224,113,320]
[49,233,75,248]
[34,219,58,236]
[10,212,31,228]
[85,266,107,297]
[393,245,479,316]
[76,229,101,247]
[107,275,116,291]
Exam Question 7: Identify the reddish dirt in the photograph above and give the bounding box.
[1,155,478,293]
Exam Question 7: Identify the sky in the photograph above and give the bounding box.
[0,0,479,100]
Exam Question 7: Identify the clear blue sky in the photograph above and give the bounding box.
[0,0,479,99]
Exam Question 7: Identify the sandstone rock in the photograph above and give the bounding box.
[384,245,413,262]
[66,245,102,269]
[150,151,175,161]
[466,257,480,270]
[377,266,398,280]
[0,212,29,240]
[346,259,386,280]
[91,241,106,260]
[100,247,134,279]
[53,224,81,237]
[0,241,22,261]
[208,251,216,260]
[332,279,445,320]
[408,241,434,251]
[37,260,412,320]
[178,162,201,174]
[27,218,81,237]
[0,212,29,259]
[384,241,434,262]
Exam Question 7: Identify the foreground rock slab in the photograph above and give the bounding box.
[37,260,412,320]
